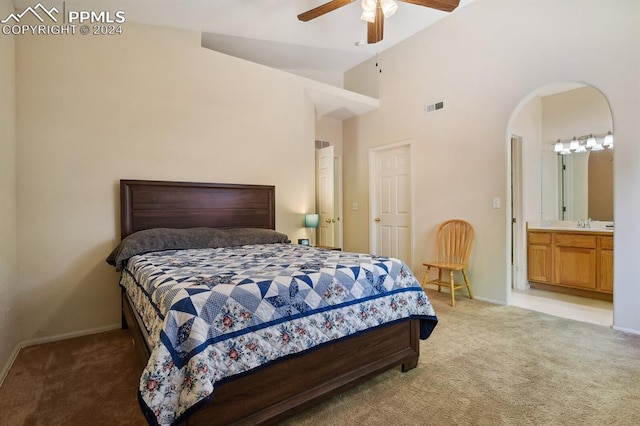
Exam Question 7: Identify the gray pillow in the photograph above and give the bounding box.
[106,227,290,271]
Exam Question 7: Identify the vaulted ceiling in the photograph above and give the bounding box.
[11,0,475,72]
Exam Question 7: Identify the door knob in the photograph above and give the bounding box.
[331,219,336,223]
[374,217,381,222]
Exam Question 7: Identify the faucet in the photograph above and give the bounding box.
[577,218,591,228]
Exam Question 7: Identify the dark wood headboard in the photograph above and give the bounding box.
[120,180,275,239]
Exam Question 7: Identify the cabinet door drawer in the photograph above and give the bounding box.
[555,246,597,289]
[528,232,551,245]
[600,236,613,250]
[555,234,596,249]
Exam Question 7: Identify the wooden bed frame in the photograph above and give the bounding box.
[118,179,422,425]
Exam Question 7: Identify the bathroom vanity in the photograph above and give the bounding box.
[527,223,613,301]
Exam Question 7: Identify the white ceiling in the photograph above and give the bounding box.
[12,0,475,72]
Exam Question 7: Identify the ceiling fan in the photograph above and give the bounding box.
[298,0,460,44]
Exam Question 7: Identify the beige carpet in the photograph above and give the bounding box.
[1,291,639,425]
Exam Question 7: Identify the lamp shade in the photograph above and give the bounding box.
[304,214,319,228]
[361,0,377,12]
[381,0,398,17]
[553,139,564,153]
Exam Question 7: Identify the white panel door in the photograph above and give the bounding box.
[371,144,411,264]
[316,145,335,247]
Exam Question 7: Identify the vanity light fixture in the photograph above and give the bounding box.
[553,139,564,153]
[569,137,580,151]
[603,131,614,148]
[551,131,613,155]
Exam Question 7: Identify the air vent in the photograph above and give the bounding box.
[425,100,445,115]
[315,140,330,149]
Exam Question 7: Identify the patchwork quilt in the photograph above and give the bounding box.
[120,243,438,426]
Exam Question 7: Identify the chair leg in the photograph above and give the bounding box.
[438,269,443,292]
[421,266,432,291]
[449,269,455,307]
[462,268,473,300]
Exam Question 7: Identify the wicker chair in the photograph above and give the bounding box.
[421,219,475,307]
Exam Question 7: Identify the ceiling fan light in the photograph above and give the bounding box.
[360,9,376,23]
[381,0,398,18]
[361,0,377,12]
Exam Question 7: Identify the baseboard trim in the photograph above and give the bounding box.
[0,344,21,388]
[612,325,640,336]
[473,295,507,305]
[19,323,122,348]
[0,323,121,387]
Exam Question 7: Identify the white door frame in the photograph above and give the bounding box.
[335,155,344,249]
[368,140,415,268]
[511,134,527,291]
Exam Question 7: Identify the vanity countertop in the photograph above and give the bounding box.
[527,221,614,233]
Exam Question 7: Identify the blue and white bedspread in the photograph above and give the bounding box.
[120,243,438,426]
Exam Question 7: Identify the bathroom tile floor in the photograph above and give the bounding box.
[510,287,613,327]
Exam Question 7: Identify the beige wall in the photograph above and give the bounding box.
[542,87,613,142]
[14,23,317,343]
[316,117,343,156]
[0,0,18,378]
[343,0,640,334]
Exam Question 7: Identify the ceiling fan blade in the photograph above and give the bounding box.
[367,6,384,44]
[298,0,356,22]
[399,0,460,13]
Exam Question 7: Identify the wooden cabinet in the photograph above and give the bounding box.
[527,232,552,283]
[599,236,614,293]
[554,234,597,289]
[527,229,613,300]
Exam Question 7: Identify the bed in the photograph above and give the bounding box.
[108,179,438,426]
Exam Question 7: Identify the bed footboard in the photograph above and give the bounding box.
[121,293,420,425]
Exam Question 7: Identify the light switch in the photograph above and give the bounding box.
[352,203,359,211]
[492,197,501,209]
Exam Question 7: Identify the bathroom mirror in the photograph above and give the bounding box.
[539,85,613,222]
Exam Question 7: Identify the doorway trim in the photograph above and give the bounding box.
[511,134,527,291]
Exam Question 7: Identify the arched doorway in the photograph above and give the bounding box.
[507,82,614,325]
